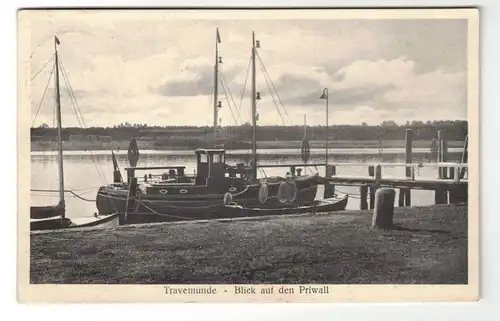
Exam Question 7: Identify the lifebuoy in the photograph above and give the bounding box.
[277,180,298,204]
[229,186,237,193]
[258,182,268,204]
[159,189,168,194]
[180,189,188,194]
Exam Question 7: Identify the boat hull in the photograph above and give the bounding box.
[30,217,72,231]
[30,214,120,231]
[96,182,332,216]
[30,202,65,219]
[116,195,348,225]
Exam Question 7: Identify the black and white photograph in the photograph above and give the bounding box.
[18,8,479,302]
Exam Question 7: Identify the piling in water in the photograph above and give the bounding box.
[434,188,447,205]
[398,188,411,207]
[437,130,448,179]
[368,166,376,209]
[405,129,413,178]
[360,185,368,210]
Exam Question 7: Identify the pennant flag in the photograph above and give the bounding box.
[55,36,60,45]
[216,28,221,43]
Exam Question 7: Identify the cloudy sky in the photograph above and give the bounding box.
[26,11,469,127]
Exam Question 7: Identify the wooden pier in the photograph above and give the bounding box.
[257,128,468,210]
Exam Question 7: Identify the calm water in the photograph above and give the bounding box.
[30,149,462,219]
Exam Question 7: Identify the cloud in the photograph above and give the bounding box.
[26,13,469,127]
[156,65,214,97]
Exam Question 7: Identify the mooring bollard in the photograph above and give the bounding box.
[372,188,396,229]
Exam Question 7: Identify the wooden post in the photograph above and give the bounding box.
[375,165,382,180]
[449,167,455,180]
[126,168,135,184]
[404,188,411,206]
[434,188,447,205]
[326,164,336,177]
[397,187,411,207]
[368,166,375,209]
[324,165,336,199]
[360,185,368,210]
[126,177,138,214]
[459,135,468,179]
[368,165,374,177]
[372,188,396,229]
[398,189,405,207]
[437,129,449,202]
[449,185,468,204]
[403,129,413,207]
[437,130,448,179]
[405,129,413,178]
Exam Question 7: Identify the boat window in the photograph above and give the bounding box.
[200,154,208,163]
[213,153,221,163]
[221,153,225,163]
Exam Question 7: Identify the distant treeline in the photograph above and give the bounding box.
[31,120,468,142]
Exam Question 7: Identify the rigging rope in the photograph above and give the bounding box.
[30,54,55,82]
[59,57,109,186]
[59,56,122,213]
[31,62,55,127]
[219,73,238,125]
[220,71,240,124]
[235,56,252,124]
[257,58,287,126]
[256,52,293,125]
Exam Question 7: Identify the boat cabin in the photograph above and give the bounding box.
[124,148,252,190]
[195,148,227,185]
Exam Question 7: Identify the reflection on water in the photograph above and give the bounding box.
[30,150,462,218]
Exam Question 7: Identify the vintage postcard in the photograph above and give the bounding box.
[18,8,479,303]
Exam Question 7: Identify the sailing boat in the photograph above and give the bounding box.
[30,36,72,230]
[95,29,346,224]
[30,36,119,231]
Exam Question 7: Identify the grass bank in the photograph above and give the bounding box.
[30,139,465,152]
[30,204,467,284]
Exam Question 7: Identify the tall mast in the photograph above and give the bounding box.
[213,28,221,139]
[54,36,65,213]
[251,31,258,181]
[303,114,307,138]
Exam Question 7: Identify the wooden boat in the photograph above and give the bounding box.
[95,149,333,215]
[30,214,119,231]
[95,29,336,219]
[116,195,348,225]
[224,195,349,218]
[30,201,65,220]
[29,36,120,231]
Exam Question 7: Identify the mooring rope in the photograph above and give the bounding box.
[30,188,96,202]
[335,189,362,199]
[136,200,199,221]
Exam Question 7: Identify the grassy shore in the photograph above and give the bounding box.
[30,203,467,284]
[30,139,465,152]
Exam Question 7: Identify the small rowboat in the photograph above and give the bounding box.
[30,213,120,231]
[222,195,349,218]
